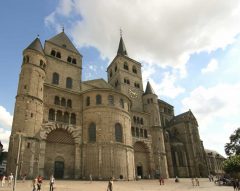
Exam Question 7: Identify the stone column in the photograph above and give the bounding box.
[74,143,81,179]
[38,140,46,177]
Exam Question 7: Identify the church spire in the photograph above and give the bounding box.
[144,81,155,95]
[24,37,44,55]
[117,31,128,56]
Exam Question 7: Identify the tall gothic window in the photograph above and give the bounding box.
[48,109,55,121]
[67,99,72,108]
[61,98,66,106]
[88,123,96,142]
[123,62,129,70]
[115,123,123,142]
[96,95,102,105]
[70,113,76,125]
[63,112,69,123]
[56,110,62,122]
[54,96,60,105]
[66,77,72,89]
[52,73,59,85]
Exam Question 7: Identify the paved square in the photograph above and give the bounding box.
[0,178,233,191]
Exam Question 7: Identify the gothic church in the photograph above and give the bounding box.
[7,31,208,179]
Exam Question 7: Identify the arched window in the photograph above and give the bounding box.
[140,118,144,125]
[132,66,137,74]
[110,70,112,78]
[61,98,66,106]
[63,112,69,123]
[131,127,135,136]
[86,96,90,106]
[67,56,72,63]
[67,99,72,108]
[96,95,102,105]
[48,109,55,121]
[56,52,61,58]
[26,56,29,63]
[51,50,56,56]
[66,77,72,89]
[54,96,60,105]
[70,113,76,125]
[52,72,59,85]
[144,129,148,138]
[88,123,96,142]
[108,95,114,105]
[133,116,136,123]
[40,60,43,67]
[115,123,123,142]
[120,99,124,109]
[115,66,117,72]
[72,58,77,64]
[123,62,128,70]
[56,110,62,122]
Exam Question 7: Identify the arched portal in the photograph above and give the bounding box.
[44,129,75,179]
[133,141,150,179]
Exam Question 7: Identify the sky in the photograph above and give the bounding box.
[1,0,240,157]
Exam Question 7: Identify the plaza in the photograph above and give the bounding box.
[0,178,233,191]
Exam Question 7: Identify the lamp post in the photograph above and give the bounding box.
[13,133,22,191]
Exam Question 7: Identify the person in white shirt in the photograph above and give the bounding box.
[49,175,55,191]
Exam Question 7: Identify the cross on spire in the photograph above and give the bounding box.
[62,26,64,32]
[120,28,123,37]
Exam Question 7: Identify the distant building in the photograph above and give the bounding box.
[205,149,225,175]
[0,152,7,175]
[7,30,208,179]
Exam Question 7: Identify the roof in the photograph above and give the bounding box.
[47,32,79,54]
[117,36,128,56]
[170,110,197,124]
[144,81,155,95]
[205,149,225,158]
[81,79,114,91]
[25,38,44,55]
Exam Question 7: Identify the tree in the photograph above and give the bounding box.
[223,155,240,176]
[225,128,240,156]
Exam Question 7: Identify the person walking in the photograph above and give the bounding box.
[195,177,199,186]
[107,177,113,191]
[37,175,43,191]
[89,174,92,183]
[49,175,55,191]
[32,177,38,191]
[191,178,195,186]
[8,173,14,187]
[1,175,6,187]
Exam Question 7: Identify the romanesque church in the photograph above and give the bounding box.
[7,31,208,179]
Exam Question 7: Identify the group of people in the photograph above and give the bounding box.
[233,179,240,191]
[32,175,55,191]
[191,177,200,186]
[1,173,14,187]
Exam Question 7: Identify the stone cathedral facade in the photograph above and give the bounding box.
[7,31,208,180]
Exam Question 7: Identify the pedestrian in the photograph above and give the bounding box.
[159,176,164,185]
[195,177,199,186]
[175,176,179,183]
[89,174,92,183]
[22,173,27,182]
[32,177,38,191]
[49,174,55,191]
[37,175,43,191]
[8,173,14,186]
[191,178,195,186]
[1,175,6,187]
[107,177,113,191]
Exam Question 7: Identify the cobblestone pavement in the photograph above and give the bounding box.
[0,178,233,191]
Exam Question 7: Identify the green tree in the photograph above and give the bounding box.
[225,128,240,156]
[223,155,240,176]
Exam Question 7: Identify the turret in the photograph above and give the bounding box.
[12,37,46,136]
[143,81,169,178]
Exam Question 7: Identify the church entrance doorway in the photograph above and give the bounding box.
[54,161,64,179]
[137,166,143,177]
[134,141,150,179]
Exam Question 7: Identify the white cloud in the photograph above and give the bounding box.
[0,106,13,128]
[45,0,240,78]
[181,83,240,155]
[0,106,12,151]
[201,58,219,74]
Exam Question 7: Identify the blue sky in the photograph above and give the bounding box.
[1,0,240,156]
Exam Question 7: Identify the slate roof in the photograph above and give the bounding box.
[25,38,44,55]
[117,36,128,56]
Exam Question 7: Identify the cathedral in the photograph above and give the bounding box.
[7,31,208,180]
